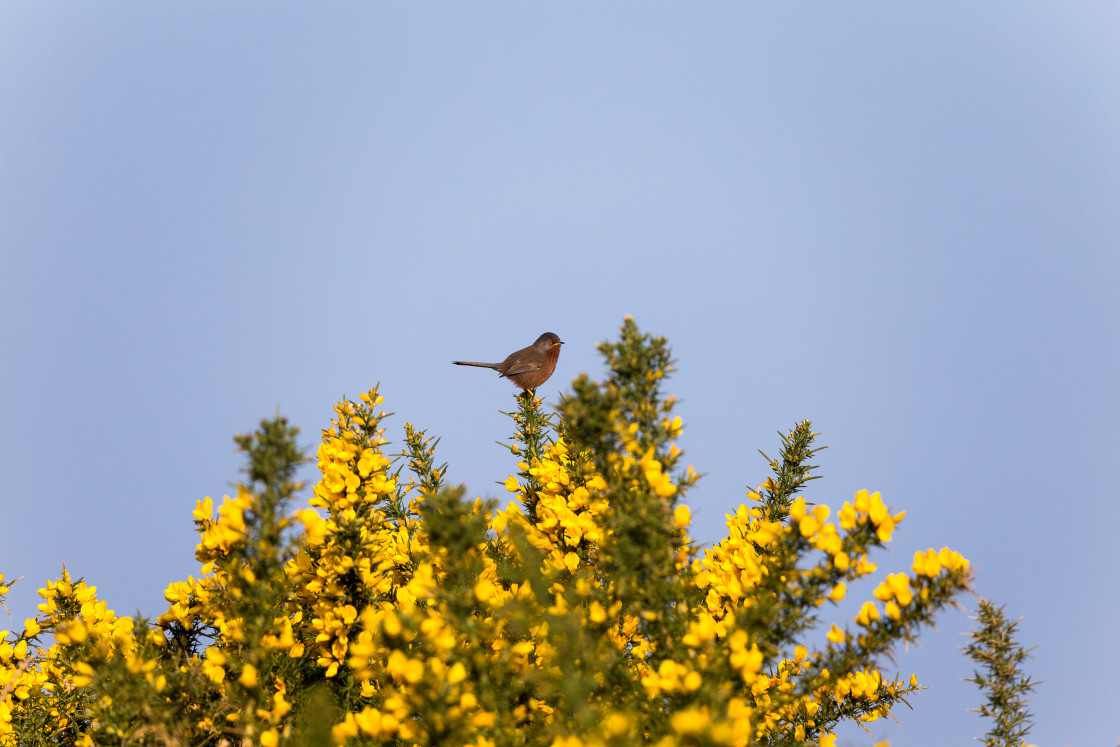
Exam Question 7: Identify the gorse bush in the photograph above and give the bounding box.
[1,318,977,746]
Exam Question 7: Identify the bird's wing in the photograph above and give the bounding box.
[500,358,541,378]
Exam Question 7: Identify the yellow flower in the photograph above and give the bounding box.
[912,547,969,578]
[71,661,94,687]
[799,514,821,538]
[671,708,709,735]
[641,449,677,497]
[683,670,702,691]
[298,509,328,546]
[352,707,382,735]
[447,661,467,685]
[563,552,580,572]
[238,663,258,688]
[272,685,292,719]
[588,601,608,624]
[474,578,496,603]
[192,496,214,521]
[856,601,880,627]
[387,650,425,684]
[885,573,914,604]
[202,646,226,684]
[939,546,970,572]
[866,492,887,524]
[357,448,388,477]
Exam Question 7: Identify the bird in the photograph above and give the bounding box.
[453,332,564,391]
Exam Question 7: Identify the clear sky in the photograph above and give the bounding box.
[2,4,1117,745]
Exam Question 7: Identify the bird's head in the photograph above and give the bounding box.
[534,332,564,351]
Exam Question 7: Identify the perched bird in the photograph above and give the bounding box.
[453,332,564,391]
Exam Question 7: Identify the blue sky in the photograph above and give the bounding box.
[2,4,1118,745]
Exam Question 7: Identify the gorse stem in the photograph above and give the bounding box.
[965,599,1037,747]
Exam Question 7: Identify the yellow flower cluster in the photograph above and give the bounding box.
[913,547,970,577]
[311,433,396,512]
[853,548,970,628]
[285,395,420,679]
[0,569,146,744]
[500,439,610,574]
[640,447,677,498]
[676,483,972,745]
[193,490,254,568]
[691,503,791,621]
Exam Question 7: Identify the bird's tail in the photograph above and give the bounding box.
[452,361,500,369]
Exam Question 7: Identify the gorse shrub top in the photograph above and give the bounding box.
[0,318,972,747]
